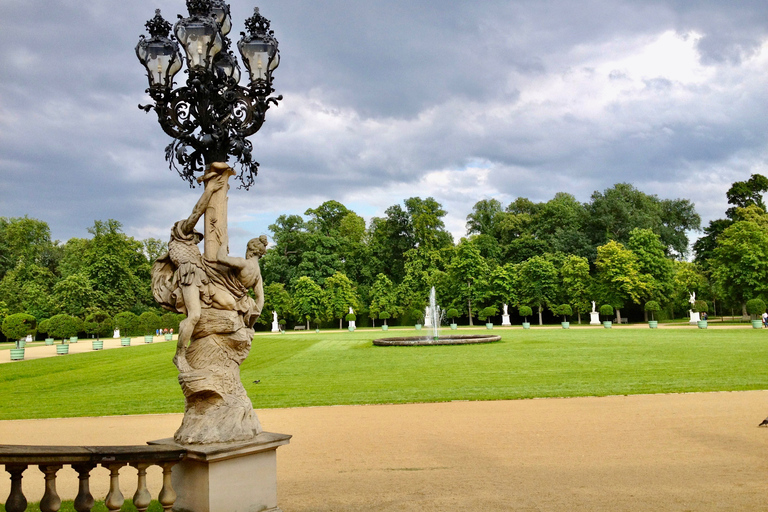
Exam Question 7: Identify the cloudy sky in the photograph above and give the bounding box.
[2,0,768,256]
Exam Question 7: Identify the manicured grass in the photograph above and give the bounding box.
[1,327,767,420]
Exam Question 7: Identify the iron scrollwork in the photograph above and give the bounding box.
[137,1,281,189]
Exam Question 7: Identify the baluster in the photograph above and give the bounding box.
[72,464,96,512]
[158,462,177,511]
[39,464,63,512]
[102,463,125,512]
[4,464,28,512]
[131,462,152,512]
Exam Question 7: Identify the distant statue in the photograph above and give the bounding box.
[273,311,278,323]
[503,304,508,315]
[591,301,596,313]
[349,306,354,315]
[689,292,696,305]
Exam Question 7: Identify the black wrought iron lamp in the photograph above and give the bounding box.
[136,0,281,189]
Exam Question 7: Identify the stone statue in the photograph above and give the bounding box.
[152,163,268,444]
[273,311,278,323]
[503,304,508,315]
[689,292,696,305]
[349,306,354,315]
[592,301,596,313]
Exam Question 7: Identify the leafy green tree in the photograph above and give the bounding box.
[644,301,660,321]
[466,199,505,238]
[323,272,359,329]
[0,261,57,319]
[627,228,674,317]
[746,298,766,320]
[560,255,591,324]
[552,304,573,322]
[487,263,516,308]
[518,305,532,324]
[161,312,181,332]
[2,313,36,346]
[671,261,706,317]
[711,218,768,313]
[260,282,293,326]
[84,310,113,340]
[367,205,415,284]
[404,197,454,251]
[585,183,699,258]
[725,174,768,219]
[515,255,559,325]
[53,272,96,317]
[447,239,488,326]
[369,273,398,327]
[593,241,650,322]
[0,216,59,279]
[293,276,324,329]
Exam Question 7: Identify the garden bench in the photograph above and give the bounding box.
[293,326,306,330]
[615,318,629,324]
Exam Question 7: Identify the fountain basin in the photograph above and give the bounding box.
[373,334,501,346]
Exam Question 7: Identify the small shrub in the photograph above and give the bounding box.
[478,306,498,322]
[644,301,660,321]
[139,311,161,335]
[84,310,114,339]
[746,298,766,320]
[47,314,80,341]
[379,311,391,325]
[554,304,572,321]
[518,306,533,323]
[37,318,51,336]
[345,313,356,322]
[599,304,614,319]
[446,308,459,323]
[693,300,708,314]
[2,313,37,345]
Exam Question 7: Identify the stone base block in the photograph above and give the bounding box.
[501,314,511,326]
[589,312,601,325]
[150,432,291,512]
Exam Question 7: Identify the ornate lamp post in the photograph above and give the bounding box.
[136,0,281,190]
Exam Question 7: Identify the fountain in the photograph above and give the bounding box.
[373,287,500,346]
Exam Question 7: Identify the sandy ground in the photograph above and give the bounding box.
[1,391,768,511]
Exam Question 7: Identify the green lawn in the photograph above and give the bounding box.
[1,327,767,420]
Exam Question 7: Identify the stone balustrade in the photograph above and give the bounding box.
[0,444,186,512]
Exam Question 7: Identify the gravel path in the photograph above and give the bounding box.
[1,390,767,511]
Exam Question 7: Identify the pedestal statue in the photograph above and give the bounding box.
[271,311,280,332]
[589,300,600,325]
[501,303,511,326]
[152,163,268,444]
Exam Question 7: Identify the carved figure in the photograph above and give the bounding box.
[689,292,696,305]
[151,163,267,444]
[503,304,508,315]
[592,301,596,313]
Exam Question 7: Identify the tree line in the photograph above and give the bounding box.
[1,177,766,339]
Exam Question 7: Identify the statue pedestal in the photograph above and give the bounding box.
[501,314,511,326]
[589,312,601,325]
[689,311,700,324]
[271,321,280,333]
[151,432,291,512]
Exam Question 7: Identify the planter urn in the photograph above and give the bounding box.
[522,322,531,329]
[415,324,422,331]
[69,337,78,344]
[603,321,612,328]
[121,337,131,347]
[752,320,762,329]
[697,320,708,329]
[92,340,104,350]
[10,348,24,361]
[450,323,458,330]
[56,344,69,355]
[45,338,54,345]
[648,321,658,329]
[561,322,570,329]
[486,323,493,330]
[144,335,154,343]
[382,325,388,331]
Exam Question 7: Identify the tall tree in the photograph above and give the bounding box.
[627,228,674,314]
[560,255,591,324]
[404,197,453,250]
[368,273,398,326]
[515,255,559,325]
[446,239,488,326]
[593,241,650,322]
[466,199,505,238]
[293,277,323,330]
[323,272,359,329]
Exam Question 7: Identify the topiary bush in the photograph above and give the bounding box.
[478,306,498,322]
[47,314,80,342]
[139,311,161,335]
[114,312,140,337]
[518,305,532,323]
[379,311,390,326]
[693,300,708,314]
[345,313,356,322]
[2,313,37,346]
[644,301,660,321]
[599,304,614,319]
[746,298,766,320]
[446,308,459,323]
[84,310,114,340]
[553,304,572,321]
[37,318,51,337]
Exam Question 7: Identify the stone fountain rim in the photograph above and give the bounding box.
[372,334,501,346]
